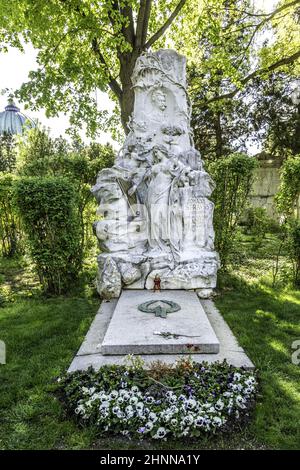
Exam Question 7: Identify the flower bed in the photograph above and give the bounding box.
[57,358,257,440]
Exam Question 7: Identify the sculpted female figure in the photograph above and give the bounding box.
[146,146,184,258]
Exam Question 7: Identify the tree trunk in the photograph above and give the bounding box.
[120,84,135,134]
[118,52,140,134]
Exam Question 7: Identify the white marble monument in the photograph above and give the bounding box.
[92,49,219,299]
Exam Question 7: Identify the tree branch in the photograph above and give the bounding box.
[144,0,187,49]
[91,38,122,100]
[142,0,152,47]
[120,4,135,46]
[226,0,300,19]
[136,0,148,48]
[196,50,300,108]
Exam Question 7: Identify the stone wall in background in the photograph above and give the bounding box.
[249,152,300,219]
[249,153,281,219]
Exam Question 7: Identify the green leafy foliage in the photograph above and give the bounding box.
[190,0,253,160]
[276,155,300,216]
[251,73,300,158]
[0,0,191,134]
[0,173,22,257]
[209,153,257,269]
[186,0,300,161]
[241,207,280,242]
[286,219,300,287]
[1,1,299,136]
[13,176,83,294]
[0,133,17,173]
[18,128,115,256]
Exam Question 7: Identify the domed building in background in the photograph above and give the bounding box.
[0,97,36,136]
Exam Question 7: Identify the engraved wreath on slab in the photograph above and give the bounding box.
[138,299,181,318]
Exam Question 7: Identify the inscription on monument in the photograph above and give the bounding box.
[92,50,219,298]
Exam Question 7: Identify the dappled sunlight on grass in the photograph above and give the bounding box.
[1,251,300,449]
[268,339,289,358]
[216,268,300,449]
[0,291,99,450]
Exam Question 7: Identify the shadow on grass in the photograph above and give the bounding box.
[1,266,299,450]
[215,273,300,450]
[0,296,99,450]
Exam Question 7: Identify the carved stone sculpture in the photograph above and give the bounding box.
[92,49,219,298]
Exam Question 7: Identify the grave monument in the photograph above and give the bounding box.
[68,49,254,369]
[92,49,219,300]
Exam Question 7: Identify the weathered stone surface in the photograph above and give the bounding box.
[96,257,121,299]
[196,288,214,299]
[100,290,220,355]
[91,50,219,298]
[145,253,219,290]
[118,262,142,285]
[68,297,254,372]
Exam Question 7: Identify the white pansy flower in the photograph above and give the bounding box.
[235,395,246,409]
[99,394,109,403]
[195,416,205,427]
[145,421,154,431]
[186,398,197,410]
[215,399,224,411]
[136,402,144,411]
[154,427,167,439]
[112,405,121,415]
[145,396,154,404]
[233,372,242,381]
[245,376,256,386]
[130,396,138,405]
[168,395,177,404]
[117,410,125,419]
[75,404,85,415]
[99,401,109,411]
[148,412,158,422]
[212,416,223,427]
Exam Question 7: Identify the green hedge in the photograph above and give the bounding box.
[14,177,83,294]
[209,153,257,268]
[0,173,22,257]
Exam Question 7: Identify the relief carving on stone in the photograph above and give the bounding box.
[91,49,219,299]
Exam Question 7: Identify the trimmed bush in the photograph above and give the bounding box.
[209,153,257,269]
[275,155,300,217]
[14,176,82,294]
[0,174,22,257]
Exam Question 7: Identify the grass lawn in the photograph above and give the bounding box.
[0,254,300,450]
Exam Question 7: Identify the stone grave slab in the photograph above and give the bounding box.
[100,290,220,355]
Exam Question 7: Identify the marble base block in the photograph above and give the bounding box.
[100,290,220,355]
